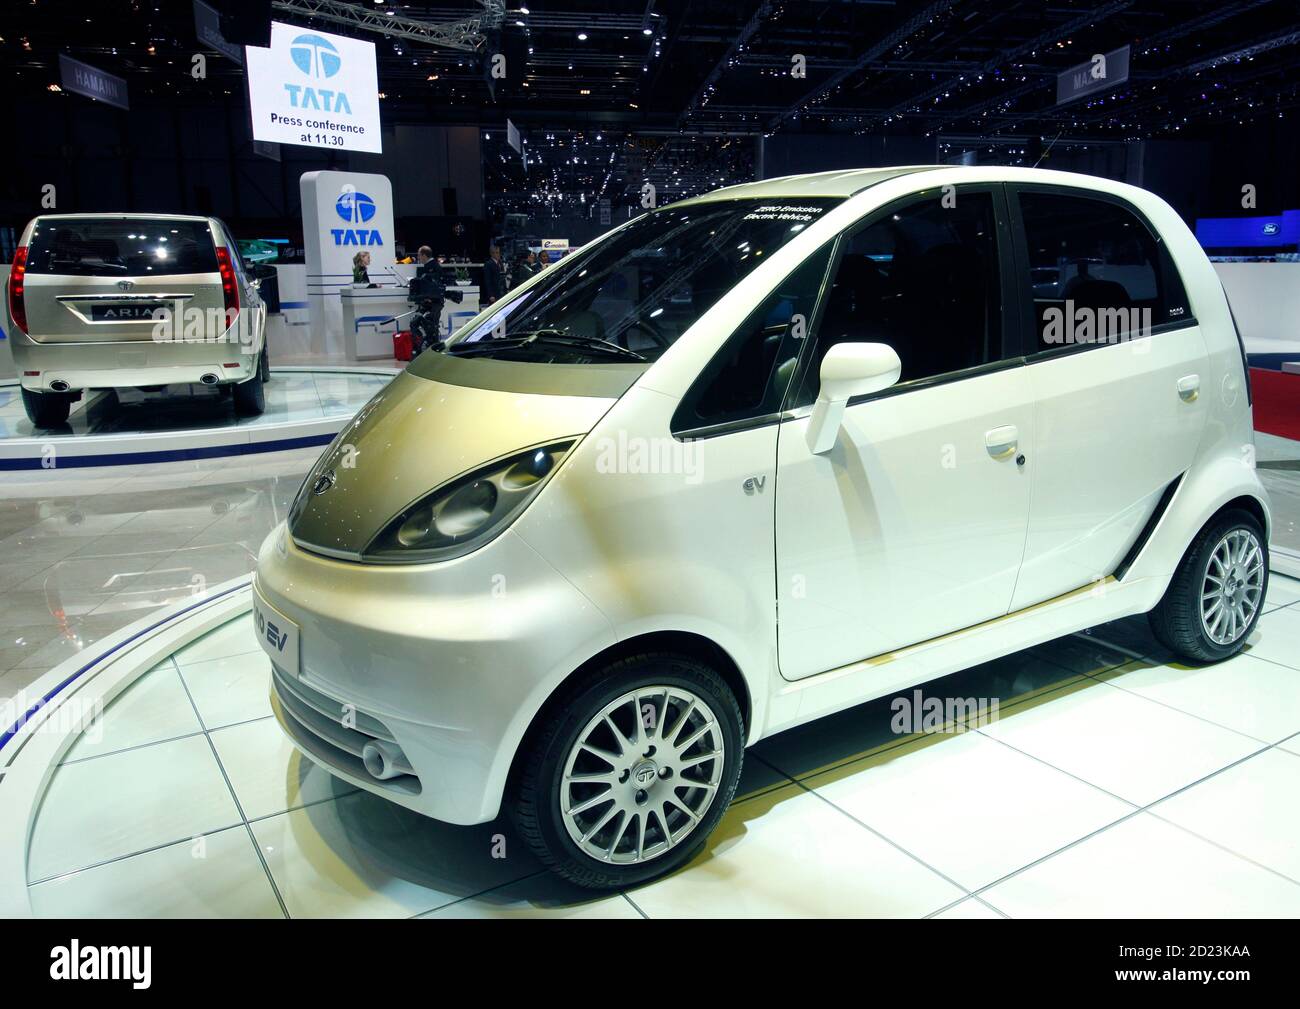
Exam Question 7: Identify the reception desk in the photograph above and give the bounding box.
[340,283,481,360]
[340,286,413,360]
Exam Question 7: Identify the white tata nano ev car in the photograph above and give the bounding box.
[254,166,1270,888]
[7,214,268,427]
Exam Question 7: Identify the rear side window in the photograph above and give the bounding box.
[26,218,219,277]
[1017,192,1188,351]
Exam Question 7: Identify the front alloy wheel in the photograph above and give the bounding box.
[511,653,744,889]
[561,686,726,865]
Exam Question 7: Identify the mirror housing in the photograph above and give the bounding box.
[806,342,902,454]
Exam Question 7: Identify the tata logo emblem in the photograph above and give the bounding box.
[312,469,337,496]
[290,34,341,79]
[116,280,135,291]
[336,190,377,224]
[631,761,659,786]
[1262,222,1281,236]
[284,33,352,115]
[332,188,382,246]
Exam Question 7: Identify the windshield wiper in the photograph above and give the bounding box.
[451,329,646,361]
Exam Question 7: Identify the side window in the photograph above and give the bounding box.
[674,245,832,433]
[792,189,1004,406]
[1018,191,1182,351]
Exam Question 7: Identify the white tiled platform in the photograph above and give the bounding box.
[24,575,1300,918]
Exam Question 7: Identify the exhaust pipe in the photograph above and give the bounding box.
[49,380,70,393]
[199,373,220,386]
[362,739,413,780]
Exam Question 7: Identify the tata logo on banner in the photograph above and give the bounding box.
[284,33,352,114]
[246,22,380,152]
[331,187,383,246]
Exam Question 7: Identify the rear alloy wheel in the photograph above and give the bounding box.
[1149,509,1268,663]
[21,387,72,428]
[511,653,744,889]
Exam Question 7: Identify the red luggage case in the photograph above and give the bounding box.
[393,330,414,362]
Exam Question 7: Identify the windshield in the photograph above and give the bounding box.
[26,218,219,277]
[447,198,842,364]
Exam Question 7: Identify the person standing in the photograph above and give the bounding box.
[352,250,372,285]
[409,245,446,352]
[513,249,537,289]
[482,245,506,305]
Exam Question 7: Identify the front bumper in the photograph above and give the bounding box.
[11,337,260,392]
[254,523,616,825]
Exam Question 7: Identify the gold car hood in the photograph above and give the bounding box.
[289,353,640,558]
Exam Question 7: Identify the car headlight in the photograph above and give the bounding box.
[362,440,575,563]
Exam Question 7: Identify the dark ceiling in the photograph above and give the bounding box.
[3,0,1297,138]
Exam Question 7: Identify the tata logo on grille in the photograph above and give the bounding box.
[290,34,342,79]
[336,190,376,224]
[331,188,382,246]
[116,280,135,291]
[284,33,352,115]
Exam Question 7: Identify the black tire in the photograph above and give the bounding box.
[1148,508,1269,663]
[509,652,745,890]
[21,387,72,428]
[232,359,266,416]
[259,345,270,383]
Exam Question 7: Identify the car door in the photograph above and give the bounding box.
[774,185,1034,680]
[1004,186,1208,610]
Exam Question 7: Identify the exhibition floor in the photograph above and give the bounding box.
[14,579,1300,918]
[0,447,321,696]
[0,368,395,470]
[3,390,1300,917]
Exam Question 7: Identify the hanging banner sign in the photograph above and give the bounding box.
[246,21,382,153]
[59,54,129,110]
[1056,45,1130,106]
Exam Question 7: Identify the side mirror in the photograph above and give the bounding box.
[806,342,902,454]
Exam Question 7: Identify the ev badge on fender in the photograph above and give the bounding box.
[742,475,766,495]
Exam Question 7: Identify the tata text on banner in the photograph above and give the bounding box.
[245,22,382,153]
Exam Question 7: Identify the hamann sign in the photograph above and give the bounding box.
[245,22,382,153]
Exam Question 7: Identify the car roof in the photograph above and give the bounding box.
[32,213,214,223]
[675,164,1134,203]
[678,166,943,204]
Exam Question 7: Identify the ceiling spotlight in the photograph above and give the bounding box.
[519,5,530,12]
[643,28,652,36]
[577,32,588,41]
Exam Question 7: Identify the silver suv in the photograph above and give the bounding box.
[7,214,268,426]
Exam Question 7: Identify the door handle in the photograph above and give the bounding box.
[985,425,1019,460]
[1177,374,1200,402]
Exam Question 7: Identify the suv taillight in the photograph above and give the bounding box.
[8,246,28,336]
[215,246,240,321]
